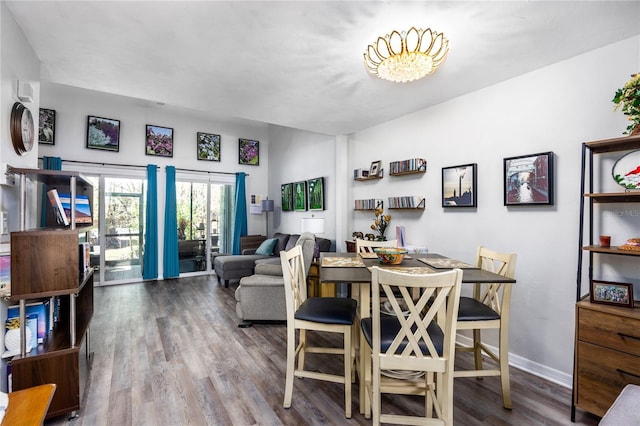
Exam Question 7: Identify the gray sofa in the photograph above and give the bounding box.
[214,232,331,287]
[234,233,316,323]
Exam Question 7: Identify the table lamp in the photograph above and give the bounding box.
[301,217,325,260]
[261,198,274,236]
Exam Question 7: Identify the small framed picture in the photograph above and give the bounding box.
[197,132,221,161]
[146,125,173,157]
[293,181,307,211]
[442,163,477,207]
[307,177,324,211]
[590,280,634,307]
[239,138,259,165]
[87,115,120,152]
[38,108,55,145]
[369,160,381,177]
[504,151,554,206]
[281,183,293,212]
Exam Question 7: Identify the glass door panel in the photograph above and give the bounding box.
[177,182,208,273]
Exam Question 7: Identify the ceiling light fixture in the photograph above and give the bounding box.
[364,27,449,83]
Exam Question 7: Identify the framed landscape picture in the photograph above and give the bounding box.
[146,125,173,157]
[307,177,324,210]
[239,138,259,165]
[293,181,307,211]
[504,151,554,206]
[281,183,293,212]
[442,163,477,207]
[87,115,120,151]
[38,108,55,145]
[197,132,221,161]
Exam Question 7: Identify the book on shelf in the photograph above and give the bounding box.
[79,242,90,272]
[7,301,49,344]
[47,188,69,226]
[59,193,92,224]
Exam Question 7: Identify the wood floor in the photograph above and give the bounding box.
[45,276,601,425]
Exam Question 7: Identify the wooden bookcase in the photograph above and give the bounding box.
[7,168,94,419]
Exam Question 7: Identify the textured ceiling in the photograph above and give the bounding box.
[6,1,640,135]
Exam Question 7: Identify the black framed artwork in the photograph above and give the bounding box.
[197,132,221,161]
[38,108,55,145]
[281,183,293,212]
[307,177,324,210]
[239,138,259,165]
[293,181,307,211]
[504,151,554,206]
[146,124,173,157]
[442,163,477,207]
[87,115,120,151]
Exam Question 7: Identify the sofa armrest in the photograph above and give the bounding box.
[242,248,257,255]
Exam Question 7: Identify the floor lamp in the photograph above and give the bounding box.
[261,199,274,237]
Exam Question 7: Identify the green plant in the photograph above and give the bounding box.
[613,73,640,135]
[370,207,391,241]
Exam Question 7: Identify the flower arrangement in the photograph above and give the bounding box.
[370,207,391,241]
[613,73,640,135]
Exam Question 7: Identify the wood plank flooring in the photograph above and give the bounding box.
[45,276,601,425]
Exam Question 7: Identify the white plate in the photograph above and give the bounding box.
[612,150,640,189]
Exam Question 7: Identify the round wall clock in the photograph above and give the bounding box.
[10,102,34,155]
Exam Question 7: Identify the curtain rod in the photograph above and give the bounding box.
[41,158,248,176]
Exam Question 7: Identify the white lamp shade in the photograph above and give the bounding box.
[261,199,275,212]
[301,217,325,234]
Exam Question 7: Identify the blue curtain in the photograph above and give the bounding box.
[231,172,247,254]
[163,166,179,278]
[143,164,158,280]
[40,156,62,227]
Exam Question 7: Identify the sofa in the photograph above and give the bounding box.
[234,233,316,324]
[214,232,331,287]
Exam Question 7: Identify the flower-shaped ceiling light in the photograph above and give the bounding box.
[364,27,449,83]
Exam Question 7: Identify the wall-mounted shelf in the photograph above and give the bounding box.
[387,196,425,209]
[389,158,427,176]
[354,199,383,210]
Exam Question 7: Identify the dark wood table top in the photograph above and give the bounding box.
[319,252,516,284]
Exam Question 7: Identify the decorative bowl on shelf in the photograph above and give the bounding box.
[373,247,408,265]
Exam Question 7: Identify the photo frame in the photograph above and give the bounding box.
[504,151,554,206]
[281,183,293,212]
[307,177,324,211]
[442,163,477,207]
[146,124,173,157]
[293,181,307,211]
[239,138,259,165]
[197,132,221,161]
[369,160,381,177]
[38,108,55,145]
[590,280,634,307]
[87,115,120,152]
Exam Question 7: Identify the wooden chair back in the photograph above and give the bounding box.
[281,245,307,319]
[355,238,398,254]
[473,246,517,316]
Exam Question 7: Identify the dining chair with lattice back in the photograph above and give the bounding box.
[355,238,398,255]
[454,246,517,409]
[360,266,463,425]
[281,245,358,418]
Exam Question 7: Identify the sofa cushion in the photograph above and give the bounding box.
[285,234,301,251]
[272,232,291,256]
[255,238,277,256]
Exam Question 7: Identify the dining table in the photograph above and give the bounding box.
[318,251,517,414]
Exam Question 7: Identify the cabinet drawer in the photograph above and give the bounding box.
[575,341,640,417]
[578,308,640,356]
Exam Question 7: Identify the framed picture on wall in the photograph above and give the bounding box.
[146,124,174,157]
[281,183,293,212]
[293,181,307,211]
[197,132,221,161]
[87,115,120,152]
[442,163,477,207]
[239,138,259,165]
[307,177,324,210]
[504,151,554,206]
[38,108,55,145]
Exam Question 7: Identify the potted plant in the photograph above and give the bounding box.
[613,73,640,135]
[370,207,391,241]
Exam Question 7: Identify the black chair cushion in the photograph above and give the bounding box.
[361,316,445,356]
[457,296,500,321]
[295,297,357,325]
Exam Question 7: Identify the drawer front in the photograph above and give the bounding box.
[575,341,640,417]
[578,307,640,356]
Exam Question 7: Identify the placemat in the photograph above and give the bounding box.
[321,257,366,268]
[416,258,479,269]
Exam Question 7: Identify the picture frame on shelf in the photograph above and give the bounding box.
[281,183,293,212]
[369,160,381,177]
[590,280,634,307]
[442,163,477,207]
[504,151,554,206]
[239,138,259,165]
[38,108,55,145]
[293,181,307,211]
[87,115,120,152]
[146,124,174,157]
[197,132,221,161]
[307,177,324,211]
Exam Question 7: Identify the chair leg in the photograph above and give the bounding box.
[283,325,296,408]
[499,324,512,409]
[298,329,307,372]
[473,328,484,374]
[344,325,352,418]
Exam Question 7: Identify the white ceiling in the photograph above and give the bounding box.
[6,1,640,136]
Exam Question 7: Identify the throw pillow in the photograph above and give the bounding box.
[255,238,278,256]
